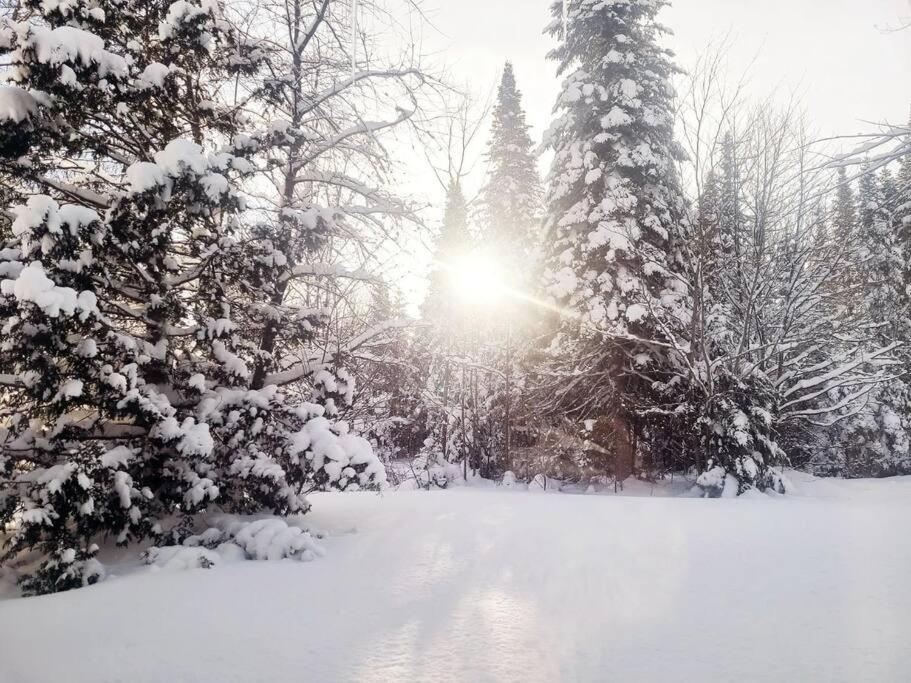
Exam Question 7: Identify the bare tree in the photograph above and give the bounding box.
[225,0,441,396]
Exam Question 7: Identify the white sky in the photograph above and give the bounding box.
[416,0,910,179]
[391,0,911,308]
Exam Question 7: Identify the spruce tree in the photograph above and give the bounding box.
[482,62,542,274]
[0,0,384,594]
[833,166,857,243]
[831,166,860,303]
[718,132,744,264]
[833,166,911,476]
[898,118,911,305]
[423,180,472,322]
[539,0,694,472]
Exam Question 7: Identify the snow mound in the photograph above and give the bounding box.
[219,518,324,562]
[143,545,223,571]
[143,516,326,574]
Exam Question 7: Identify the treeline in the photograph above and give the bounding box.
[0,0,908,594]
[360,2,911,494]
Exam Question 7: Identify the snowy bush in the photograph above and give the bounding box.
[220,518,324,562]
[143,516,323,570]
[405,446,463,490]
[143,545,224,571]
[18,545,105,596]
[697,370,789,494]
[831,402,911,477]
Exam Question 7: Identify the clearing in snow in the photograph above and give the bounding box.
[1,474,910,682]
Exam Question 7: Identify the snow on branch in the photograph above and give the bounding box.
[264,318,418,386]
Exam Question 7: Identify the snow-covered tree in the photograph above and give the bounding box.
[833,167,857,243]
[673,49,902,491]
[482,61,541,273]
[537,0,694,470]
[0,0,385,594]
[423,180,472,323]
[826,165,911,477]
[239,0,429,391]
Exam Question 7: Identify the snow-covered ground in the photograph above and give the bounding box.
[2,473,910,682]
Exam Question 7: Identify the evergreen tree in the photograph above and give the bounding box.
[482,62,542,274]
[827,166,911,477]
[833,166,857,243]
[696,170,722,290]
[897,118,911,308]
[718,132,744,264]
[831,166,860,302]
[898,110,911,237]
[538,0,694,471]
[423,180,472,322]
[857,165,878,236]
[0,0,384,594]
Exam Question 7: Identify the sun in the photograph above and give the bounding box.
[447,252,508,306]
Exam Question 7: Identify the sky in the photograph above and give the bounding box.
[415,0,910,181]
[390,0,911,308]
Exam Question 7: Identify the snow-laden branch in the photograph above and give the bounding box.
[278,262,377,285]
[264,318,418,386]
[780,342,901,401]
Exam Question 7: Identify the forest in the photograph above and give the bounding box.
[0,1,909,680]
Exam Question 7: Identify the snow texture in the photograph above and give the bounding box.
[0,86,40,122]
[1,473,909,682]
[1,261,97,319]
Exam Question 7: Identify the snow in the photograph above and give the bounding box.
[153,138,209,176]
[601,105,632,129]
[158,1,211,41]
[1,474,910,682]
[25,25,128,78]
[100,446,132,469]
[58,378,83,398]
[175,417,214,457]
[0,86,40,123]
[143,545,223,571]
[11,196,100,238]
[223,518,323,562]
[625,302,647,322]
[200,172,229,200]
[212,340,249,379]
[136,62,171,89]
[125,161,167,193]
[1,262,98,319]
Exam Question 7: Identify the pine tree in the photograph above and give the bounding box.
[831,166,911,477]
[696,171,722,287]
[830,166,861,304]
[857,165,878,237]
[538,0,694,471]
[423,180,472,323]
[694,170,733,354]
[482,62,542,274]
[898,110,911,236]
[833,166,857,243]
[0,0,384,594]
[898,117,911,307]
[718,132,744,264]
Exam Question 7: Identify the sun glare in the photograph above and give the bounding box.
[448,253,507,306]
